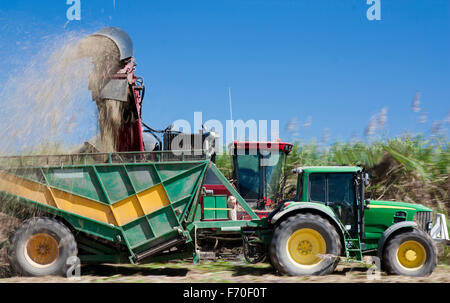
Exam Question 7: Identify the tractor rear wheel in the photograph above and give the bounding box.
[7,217,77,277]
[382,228,437,277]
[269,213,342,276]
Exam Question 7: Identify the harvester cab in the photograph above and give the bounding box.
[230,141,293,209]
[202,141,293,220]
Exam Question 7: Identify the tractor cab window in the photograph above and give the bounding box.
[295,172,304,201]
[308,173,357,231]
[327,173,356,228]
[309,174,326,202]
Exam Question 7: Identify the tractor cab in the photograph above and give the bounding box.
[291,166,365,235]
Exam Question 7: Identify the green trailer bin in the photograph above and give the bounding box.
[203,195,229,221]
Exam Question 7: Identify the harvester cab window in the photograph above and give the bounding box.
[262,153,284,202]
[232,142,292,208]
[235,154,260,201]
[204,168,222,185]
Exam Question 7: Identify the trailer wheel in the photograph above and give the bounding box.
[382,228,437,277]
[7,217,77,277]
[269,213,341,276]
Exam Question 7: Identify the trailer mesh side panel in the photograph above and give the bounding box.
[0,151,208,168]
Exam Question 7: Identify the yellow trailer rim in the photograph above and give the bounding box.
[287,228,326,267]
[24,233,60,268]
[396,240,426,270]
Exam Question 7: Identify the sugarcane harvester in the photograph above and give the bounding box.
[0,27,448,278]
[77,27,145,153]
[76,27,212,155]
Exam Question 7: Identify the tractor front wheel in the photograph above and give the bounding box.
[382,228,437,277]
[7,217,78,277]
[269,213,342,276]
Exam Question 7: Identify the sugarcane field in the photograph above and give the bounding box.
[0,0,448,293]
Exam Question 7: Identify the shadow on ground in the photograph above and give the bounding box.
[81,264,189,277]
[0,264,13,278]
[230,263,369,277]
[231,265,276,276]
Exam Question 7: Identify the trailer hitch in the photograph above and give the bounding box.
[242,234,266,264]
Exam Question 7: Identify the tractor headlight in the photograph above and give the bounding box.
[426,221,433,232]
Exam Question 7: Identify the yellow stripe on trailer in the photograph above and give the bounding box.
[0,171,172,227]
[0,172,55,207]
[51,187,118,225]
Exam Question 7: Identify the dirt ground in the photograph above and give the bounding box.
[0,259,448,283]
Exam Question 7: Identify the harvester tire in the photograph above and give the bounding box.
[269,213,341,276]
[382,228,437,277]
[7,217,78,277]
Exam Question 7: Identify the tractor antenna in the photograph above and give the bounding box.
[228,87,233,122]
[228,87,234,142]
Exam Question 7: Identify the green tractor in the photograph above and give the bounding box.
[264,165,447,276]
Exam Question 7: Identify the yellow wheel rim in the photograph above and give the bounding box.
[286,228,326,268]
[24,233,59,268]
[396,240,426,270]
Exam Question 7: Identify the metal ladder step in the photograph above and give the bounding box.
[344,237,362,260]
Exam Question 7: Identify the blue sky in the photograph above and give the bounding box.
[0,0,449,144]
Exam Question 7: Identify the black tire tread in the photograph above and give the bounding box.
[382,228,437,277]
[269,212,342,276]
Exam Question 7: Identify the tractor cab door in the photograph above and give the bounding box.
[309,173,358,234]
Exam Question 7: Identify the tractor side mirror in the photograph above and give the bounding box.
[364,173,370,187]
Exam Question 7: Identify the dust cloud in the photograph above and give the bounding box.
[0,31,124,155]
